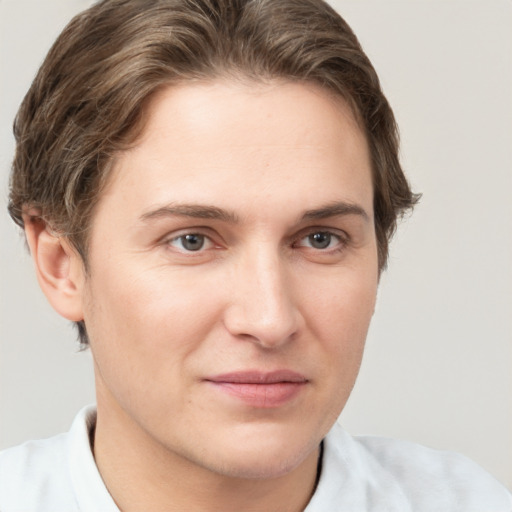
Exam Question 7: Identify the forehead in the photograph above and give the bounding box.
[136,79,366,161]
[93,80,373,228]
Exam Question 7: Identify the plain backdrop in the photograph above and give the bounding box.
[1,0,511,488]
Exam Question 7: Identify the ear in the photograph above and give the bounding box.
[23,213,85,322]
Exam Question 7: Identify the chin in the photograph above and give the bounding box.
[212,455,308,480]
[195,431,320,480]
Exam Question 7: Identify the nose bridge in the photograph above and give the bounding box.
[225,242,299,347]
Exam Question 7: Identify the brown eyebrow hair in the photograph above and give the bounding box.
[140,204,239,223]
[140,201,369,224]
[301,201,369,222]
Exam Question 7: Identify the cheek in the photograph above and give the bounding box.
[306,267,377,337]
[303,269,377,386]
[82,263,221,396]
[85,261,215,338]
[292,272,376,434]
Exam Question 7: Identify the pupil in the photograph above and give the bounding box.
[310,232,331,249]
[183,234,204,251]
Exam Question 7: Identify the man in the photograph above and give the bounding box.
[1,0,510,510]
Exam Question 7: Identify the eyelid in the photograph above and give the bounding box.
[293,227,349,246]
[159,225,350,255]
[161,227,223,252]
[169,234,213,252]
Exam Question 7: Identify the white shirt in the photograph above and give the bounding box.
[0,405,510,511]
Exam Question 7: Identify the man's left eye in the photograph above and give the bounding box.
[298,231,342,250]
[168,234,213,252]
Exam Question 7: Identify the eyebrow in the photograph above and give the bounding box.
[139,200,369,224]
[301,201,369,222]
[140,204,239,223]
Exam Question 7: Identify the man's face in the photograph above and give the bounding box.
[80,80,378,479]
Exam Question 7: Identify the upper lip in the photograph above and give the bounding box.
[205,370,308,384]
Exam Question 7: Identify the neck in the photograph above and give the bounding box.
[92,398,321,512]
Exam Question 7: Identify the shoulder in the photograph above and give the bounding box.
[0,405,115,512]
[356,433,511,510]
[315,423,512,511]
[0,431,78,511]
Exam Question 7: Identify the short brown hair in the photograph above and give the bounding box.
[8,0,419,345]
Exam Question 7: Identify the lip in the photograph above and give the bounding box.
[205,370,308,408]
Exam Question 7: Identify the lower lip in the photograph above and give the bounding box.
[207,381,306,408]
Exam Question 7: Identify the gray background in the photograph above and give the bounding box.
[1,0,511,488]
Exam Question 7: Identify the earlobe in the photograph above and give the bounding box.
[23,214,85,322]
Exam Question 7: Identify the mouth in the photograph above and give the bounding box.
[204,370,308,408]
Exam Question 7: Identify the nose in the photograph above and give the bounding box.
[223,248,301,349]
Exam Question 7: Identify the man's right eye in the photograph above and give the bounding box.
[168,233,213,252]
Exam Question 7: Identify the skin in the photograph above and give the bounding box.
[26,80,378,511]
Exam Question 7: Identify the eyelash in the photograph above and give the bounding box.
[293,231,347,252]
[167,232,215,253]
[165,228,348,255]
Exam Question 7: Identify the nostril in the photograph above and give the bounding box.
[223,302,300,349]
